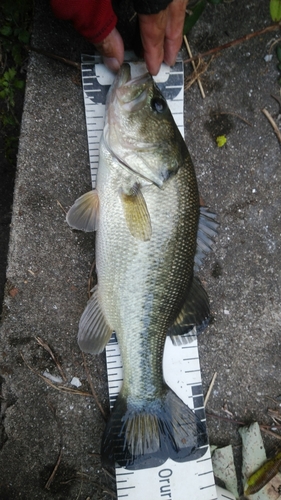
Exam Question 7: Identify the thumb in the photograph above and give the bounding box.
[94,28,124,72]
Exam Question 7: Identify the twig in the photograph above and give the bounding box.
[183,35,205,98]
[102,467,116,482]
[103,488,117,499]
[57,200,67,215]
[262,108,281,143]
[185,57,213,91]
[268,37,281,53]
[206,411,246,426]
[265,395,281,405]
[87,260,96,299]
[21,352,93,397]
[82,353,107,420]
[260,426,281,441]
[271,93,281,111]
[217,111,253,127]
[35,336,67,381]
[45,448,63,490]
[26,45,81,70]
[184,23,281,64]
[204,372,217,406]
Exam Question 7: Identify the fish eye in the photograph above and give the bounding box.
[150,96,167,113]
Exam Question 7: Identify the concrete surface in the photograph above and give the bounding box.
[0,0,280,498]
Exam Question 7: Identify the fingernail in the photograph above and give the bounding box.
[103,57,120,72]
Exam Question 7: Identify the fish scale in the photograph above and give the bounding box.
[74,54,236,499]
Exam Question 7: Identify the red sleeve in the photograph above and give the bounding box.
[50,0,117,44]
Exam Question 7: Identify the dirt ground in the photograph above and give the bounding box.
[0,0,281,498]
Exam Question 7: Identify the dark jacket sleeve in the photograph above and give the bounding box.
[50,0,117,44]
[133,0,173,15]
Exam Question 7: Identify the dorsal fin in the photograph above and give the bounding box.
[167,276,210,345]
[194,206,218,271]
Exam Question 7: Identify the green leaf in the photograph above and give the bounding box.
[276,45,281,62]
[5,67,17,81]
[216,135,227,147]
[18,28,30,44]
[14,79,25,90]
[183,0,207,34]
[11,45,23,66]
[0,25,13,36]
[270,0,281,21]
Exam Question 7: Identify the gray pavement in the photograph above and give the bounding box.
[0,0,280,498]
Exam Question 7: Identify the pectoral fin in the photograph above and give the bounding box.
[168,276,210,345]
[78,286,112,354]
[66,190,99,232]
[119,184,152,241]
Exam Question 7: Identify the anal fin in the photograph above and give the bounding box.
[78,286,112,354]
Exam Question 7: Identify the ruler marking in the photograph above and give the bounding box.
[199,470,214,477]
[200,483,217,490]
[116,472,135,476]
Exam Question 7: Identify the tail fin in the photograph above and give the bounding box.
[101,387,207,470]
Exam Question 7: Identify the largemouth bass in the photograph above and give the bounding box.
[67,64,217,470]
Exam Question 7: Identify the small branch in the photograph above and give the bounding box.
[102,488,117,499]
[204,372,217,406]
[57,200,67,215]
[260,426,281,441]
[262,108,281,144]
[184,57,213,91]
[45,448,63,490]
[87,259,96,299]
[183,35,205,98]
[82,353,107,420]
[217,111,253,127]
[21,352,93,397]
[184,23,281,64]
[35,336,67,381]
[206,411,246,426]
[26,45,81,71]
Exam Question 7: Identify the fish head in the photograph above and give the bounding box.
[104,64,185,188]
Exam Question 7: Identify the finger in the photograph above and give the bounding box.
[94,28,124,72]
[138,10,168,75]
[164,0,188,66]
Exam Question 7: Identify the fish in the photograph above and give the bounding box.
[66,63,218,470]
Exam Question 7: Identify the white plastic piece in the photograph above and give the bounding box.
[70,376,82,388]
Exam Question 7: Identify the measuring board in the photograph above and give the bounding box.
[81,54,235,500]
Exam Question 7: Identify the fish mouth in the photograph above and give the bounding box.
[116,63,151,87]
[115,63,132,87]
[104,64,164,187]
[116,65,152,113]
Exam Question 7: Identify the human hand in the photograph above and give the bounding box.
[95,27,124,72]
[138,0,188,75]
[94,0,188,75]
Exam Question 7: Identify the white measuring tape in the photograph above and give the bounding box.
[81,54,235,500]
